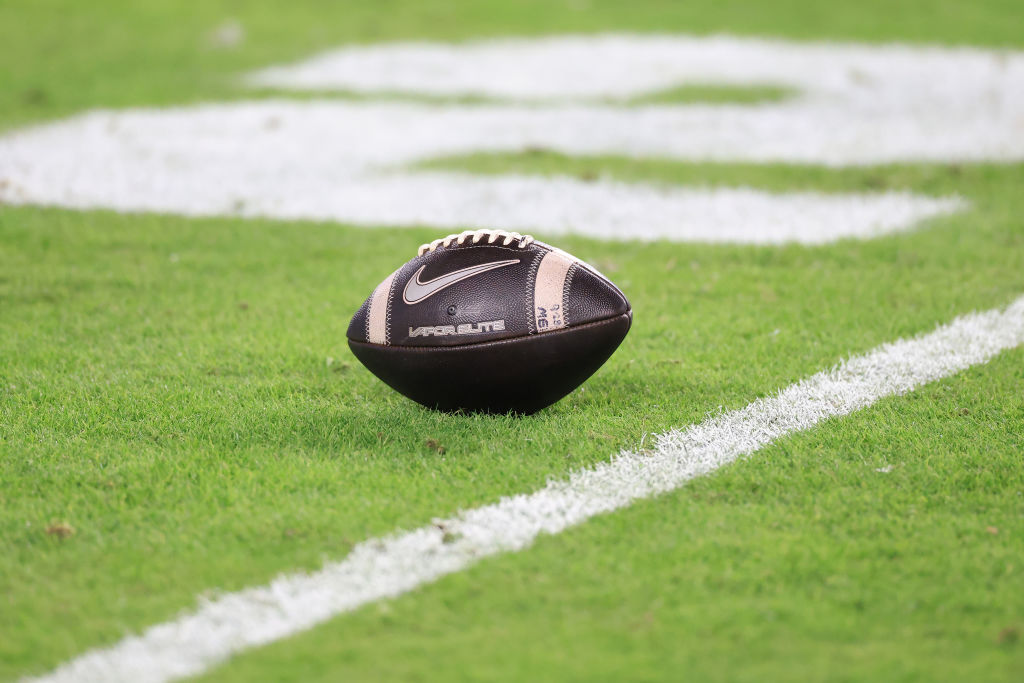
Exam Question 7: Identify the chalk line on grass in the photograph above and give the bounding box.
[0,104,965,245]
[26,293,1024,683]
[4,35,1021,242]
[8,34,1017,242]
[248,34,1024,164]
[248,34,1024,103]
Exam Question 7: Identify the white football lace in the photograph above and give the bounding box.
[418,229,535,256]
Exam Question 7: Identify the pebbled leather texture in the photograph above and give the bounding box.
[347,240,629,347]
[349,298,370,343]
[349,313,632,414]
[563,262,630,331]
[346,236,632,413]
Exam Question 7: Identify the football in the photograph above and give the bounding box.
[347,229,632,413]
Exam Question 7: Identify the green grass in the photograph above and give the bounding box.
[244,83,795,106]
[2,0,1024,681]
[3,169,1023,679]
[195,349,1024,682]
[2,0,1024,132]
[622,83,796,105]
[419,151,1020,196]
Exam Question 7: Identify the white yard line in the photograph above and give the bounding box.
[9,34,1019,241]
[2,35,1019,242]
[248,34,1024,164]
[0,105,965,245]
[248,33,1024,103]
[27,294,1024,683]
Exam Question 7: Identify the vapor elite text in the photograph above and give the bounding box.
[408,320,507,337]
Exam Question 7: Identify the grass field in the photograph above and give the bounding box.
[2,0,1023,681]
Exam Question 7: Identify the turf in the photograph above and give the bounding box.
[2,0,1024,132]
[243,83,795,107]
[193,348,1024,683]
[2,0,1024,681]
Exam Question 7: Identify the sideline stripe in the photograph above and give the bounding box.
[28,295,1024,683]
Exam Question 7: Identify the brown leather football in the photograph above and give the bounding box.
[348,230,631,414]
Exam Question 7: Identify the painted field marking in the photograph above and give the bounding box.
[8,33,1024,242]
[28,293,1024,683]
[249,34,1024,164]
[0,117,963,244]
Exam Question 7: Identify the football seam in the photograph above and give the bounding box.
[424,243,533,258]
[362,299,371,345]
[415,243,539,336]
[525,246,544,335]
[385,268,400,346]
[562,263,578,328]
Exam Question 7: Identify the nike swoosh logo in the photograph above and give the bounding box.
[402,259,520,305]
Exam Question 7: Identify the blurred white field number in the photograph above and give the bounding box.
[3,35,1023,243]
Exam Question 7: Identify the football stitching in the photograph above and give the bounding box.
[418,230,534,256]
[525,247,545,335]
[562,262,578,328]
[433,244,530,255]
[431,243,541,336]
[385,269,400,346]
[363,298,371,343]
